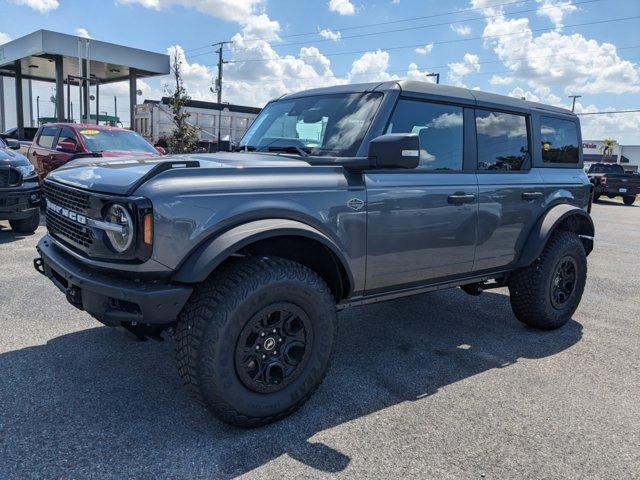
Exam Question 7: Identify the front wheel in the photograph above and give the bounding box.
[9,209,40,233]
[623,195,636,206]
[508,231,587,330]
[175,256,337,427]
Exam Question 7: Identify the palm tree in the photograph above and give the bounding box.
[600,138,616,158]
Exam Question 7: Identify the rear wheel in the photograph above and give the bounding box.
[508,231,587,330]
[623,195,636,206]
[9,209,40,233]
[175,256,337,427]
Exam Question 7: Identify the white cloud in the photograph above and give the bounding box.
[450,24,471,36]
[119,0,263,23]
[0,32,11,44]
[348,50,398,82]
[448,53,480,86]
[328,0,355,15]
[482,15,640,95]
[8,0,58,12]
[489,75,514,85]
[75,28,92,39]
[391,0,400,3]
[414,43,434,55]
[535,0,577,29]
[318,28,341,42]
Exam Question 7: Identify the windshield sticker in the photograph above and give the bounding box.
[80,129,100,135]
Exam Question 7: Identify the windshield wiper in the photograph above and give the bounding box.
[265,145,310,157]
[234,145,257,152]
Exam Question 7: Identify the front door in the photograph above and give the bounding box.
[364,98,478,293]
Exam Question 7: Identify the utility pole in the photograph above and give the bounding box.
[114,96,118,123]
[36,96,40,125]
[426,73,440,84]
[568,94,582,112]
[213,41,232,151]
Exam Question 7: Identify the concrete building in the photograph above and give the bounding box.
[583,140,640,172]
[134,98,260,150]
[0,30,170,137]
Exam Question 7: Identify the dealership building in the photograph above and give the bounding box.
[583,140,640,172]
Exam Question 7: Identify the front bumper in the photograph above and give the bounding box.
[0,183,41,220]
[35,235,192,326]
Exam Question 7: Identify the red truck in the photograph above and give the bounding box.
[26,123,164,182]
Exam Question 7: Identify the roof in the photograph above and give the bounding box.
[0,30,169,83]
[280,80,574,116]
[39,122,129,131]
[144,98,261,115]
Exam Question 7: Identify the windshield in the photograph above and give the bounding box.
[79,129,157,154]
[240,93,383,157]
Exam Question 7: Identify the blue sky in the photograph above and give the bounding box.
[1,0,639,142]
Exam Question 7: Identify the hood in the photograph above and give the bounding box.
[47,152,311,195]
[0,146,31,167]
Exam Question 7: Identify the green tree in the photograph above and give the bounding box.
[600,138,616,158]
[166,52,200,154]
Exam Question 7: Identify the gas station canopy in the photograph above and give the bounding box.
[0,30,170,138]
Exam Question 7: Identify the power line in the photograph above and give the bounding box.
[192,0,601,57]
[182,0,540,54]
[577,110,640,115]
[218,15,639,65]
[219,46,640,85]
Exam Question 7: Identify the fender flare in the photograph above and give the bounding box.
[172,218,354,289]
[517,203,595,267]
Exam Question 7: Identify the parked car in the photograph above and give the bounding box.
[0,137,41,232]
[34,81,594,427]
[1,126,39,155]
[26,123,164,182]
[587,162,640,205]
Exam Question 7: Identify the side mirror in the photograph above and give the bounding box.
[367,133,420,169]
[6,139,20,150]
[155,146,166,155]
[56,140,78,153]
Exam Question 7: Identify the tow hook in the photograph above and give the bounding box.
[33,257,45,276]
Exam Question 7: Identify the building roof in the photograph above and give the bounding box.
[281,80,574,116]
[0,30,169,84]
[144,98,261,114]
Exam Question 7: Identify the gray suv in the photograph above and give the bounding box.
[34,81,594,427]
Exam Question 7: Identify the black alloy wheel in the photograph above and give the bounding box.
[235,303,312,393]
[550,256,577,309]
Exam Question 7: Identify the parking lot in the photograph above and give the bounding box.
[0,199,638,479]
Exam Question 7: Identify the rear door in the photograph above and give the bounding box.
[473,109,545,271]
[365,98,478,292]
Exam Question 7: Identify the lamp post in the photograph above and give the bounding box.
[568,95,582,112]
[36,96,40,125]
[426,73,440,84]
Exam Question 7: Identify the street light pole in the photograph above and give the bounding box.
[426,73,440,84]
[568,95,582,112]
[36,96,40,125]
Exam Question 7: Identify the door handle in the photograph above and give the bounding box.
[522,191,543,201]
[448,193,476,205]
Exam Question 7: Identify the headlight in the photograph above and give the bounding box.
[16,164,36,178]
[104,204,134,253]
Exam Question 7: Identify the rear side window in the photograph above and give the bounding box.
[475,110,529,171]
[37,126,58,149]
[540,117,579,163]
[386,99,464,171]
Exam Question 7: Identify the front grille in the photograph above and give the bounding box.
[46,208,94,247]
[44,181,90,211]
[43,181,94,249]
[0,167,22,188]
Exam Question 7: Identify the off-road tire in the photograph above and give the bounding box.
[508,231,587,330]
[174,256,337,427]
[623,195,636,206]
[9,209,40,233]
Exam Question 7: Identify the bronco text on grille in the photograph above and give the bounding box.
[43,181,94,249]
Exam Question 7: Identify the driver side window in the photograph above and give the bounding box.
[386,99,464,171]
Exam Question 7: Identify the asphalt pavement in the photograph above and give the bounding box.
[0,198,638,479]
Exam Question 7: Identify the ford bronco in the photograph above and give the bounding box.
[34,81,594,427]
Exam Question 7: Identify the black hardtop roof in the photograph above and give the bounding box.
[280,80,574,117]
